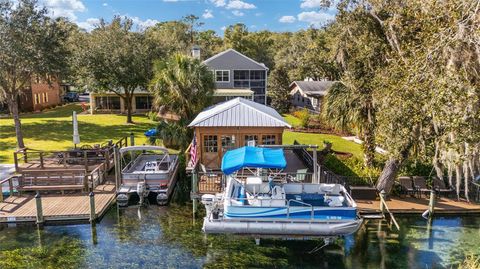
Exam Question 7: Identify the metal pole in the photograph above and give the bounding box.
[130,132,135,146]
[428,189,436,217]
[313,148,318,183]
[89,192,96,223]
[35,192,44,225]
[0,182,4,202]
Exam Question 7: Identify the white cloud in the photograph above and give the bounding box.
[210,0,226,7]
[220,26,227,31]
[279,15,296,23]
[202,9,214,19]
[42,0,86,21]
[297,11,334,27]
[232,10,244,16]
[102,2,107,6]
[300,0,325,9]
[225,0,255,10]
[130,16,159,29]
[77,17,100,31]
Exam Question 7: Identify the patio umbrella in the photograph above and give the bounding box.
[73,111,80,148]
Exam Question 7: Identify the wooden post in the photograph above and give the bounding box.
[192,171,198,216]
[428,189,436,217]
[23,148,28,163]
[84,151,88,172]
[0,183,4,202]
[379,190,386,215]
[35,192,44,225]
[313,148,318,183]
[105,149,110,170]
[89,192,96,223]
[39,152,44,168]
[9,177,14,197]
[13,152,19,172]
[113,146,120,190]
[130,133,135,146]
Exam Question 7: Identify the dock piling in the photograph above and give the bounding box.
[89,192,96,223]
[379,190,386,215]
[35,192,44,225]
[130,132,135,146]
[113,146,120,190]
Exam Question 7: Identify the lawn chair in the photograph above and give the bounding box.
[288,168,309,182]
[432,177,454,198]
[413,176,430,198]
[397,176,415,197]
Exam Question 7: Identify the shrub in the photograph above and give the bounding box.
[293,108,310,128]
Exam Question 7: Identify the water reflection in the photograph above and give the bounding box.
[0,205,478,268]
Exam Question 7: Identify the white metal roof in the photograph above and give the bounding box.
[188,97,291,128]
[213,89,253,97]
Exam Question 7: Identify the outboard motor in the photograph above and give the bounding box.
[137,182,149,205]
[117,193,129,207]
[156,192,168,205]
[201,194,218,219]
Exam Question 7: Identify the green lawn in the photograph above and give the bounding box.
[283,130,363,159]
[0,104,157,164]
[282,114,301,128]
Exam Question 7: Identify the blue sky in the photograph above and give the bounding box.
[39,0,336,33]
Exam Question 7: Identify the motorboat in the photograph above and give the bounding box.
[201,146,363,236]
[117,146,179,206]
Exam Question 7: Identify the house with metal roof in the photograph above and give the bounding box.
[289,81,338,112]
[200,48,269,105]
[188,97,290,169]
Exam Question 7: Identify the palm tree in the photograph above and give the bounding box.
[323,76,376,167]
[149,53,215,149]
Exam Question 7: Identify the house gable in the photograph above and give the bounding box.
[203,49,268,71]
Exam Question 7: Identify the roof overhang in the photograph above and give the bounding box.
[214,88,254,97]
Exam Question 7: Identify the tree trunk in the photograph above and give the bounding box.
[124,94,134,124]
[8,97,25,149]
[362,124,376,167]
[375,158,401,193]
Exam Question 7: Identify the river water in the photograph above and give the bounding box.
[0,205,479,269]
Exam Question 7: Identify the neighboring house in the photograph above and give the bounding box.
[201,48,269,105]
[14,75,63,112]
[89,88,153,114]
[187,97,291,169]
[289,81,337,112]
[89,47,269,115]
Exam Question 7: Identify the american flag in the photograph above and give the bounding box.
[189,131,198,166]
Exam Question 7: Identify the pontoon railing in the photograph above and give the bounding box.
[287,199,314,219]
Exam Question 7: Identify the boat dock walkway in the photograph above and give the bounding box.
[357,196,480,215]
[0,183,116,224]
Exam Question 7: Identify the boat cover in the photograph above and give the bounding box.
[221,146,286,175]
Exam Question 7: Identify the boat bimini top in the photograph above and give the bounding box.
[221,146,287,175]
[119,145,169,155]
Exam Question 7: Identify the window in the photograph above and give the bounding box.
[262,135,276,145]
[244,135,258,146]
[234,70,249,80]
[34,94,39,105]
[215,70,229,82]
[204,135,218,153]
[250,70,265,80]
[135,96,152,110]
[43,92,48,103]
[95,96,121,110]
[221,135,236,152]
[234,81,249,88]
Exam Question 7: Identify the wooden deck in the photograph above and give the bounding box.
[357,196,480,214]
[0,183,116,223]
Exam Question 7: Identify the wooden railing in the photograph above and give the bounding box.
[0,175,17,202]
[379,191,400,230]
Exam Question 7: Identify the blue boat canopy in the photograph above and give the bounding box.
[221,146,287,175]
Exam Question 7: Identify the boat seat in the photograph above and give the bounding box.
[325,195,345,207]
[320,184,342,195]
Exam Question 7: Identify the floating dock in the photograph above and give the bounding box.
[0,183,116,223]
